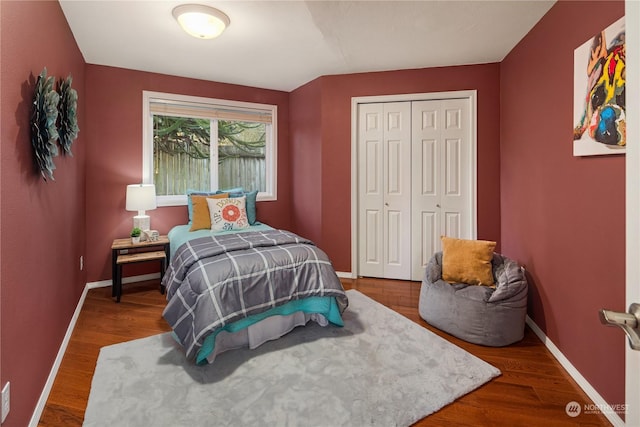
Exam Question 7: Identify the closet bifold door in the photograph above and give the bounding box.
[410,98,472,281]
[358,102,412,280]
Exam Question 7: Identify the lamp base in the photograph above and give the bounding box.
[133,215,150,231]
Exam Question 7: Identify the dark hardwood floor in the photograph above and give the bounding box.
[38,278,612,426]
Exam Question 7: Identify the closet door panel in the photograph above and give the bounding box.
[358,104,384,278]
[382,102,412,280]
[420,211,438,272]
[411,100,442,280]
[444,138,461,196]
[444,212,461,238]
[386,139,403,194]
[410,98,472,280]
[386,209,403,266]
[364,209,381,263]
[440,99,472,239]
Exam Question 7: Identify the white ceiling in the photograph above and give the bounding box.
[59,0,555,92]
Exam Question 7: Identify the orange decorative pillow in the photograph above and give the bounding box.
[441,236,496,286]
[189,193,229,231]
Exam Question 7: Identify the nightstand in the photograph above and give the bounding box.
[111,235,170,302]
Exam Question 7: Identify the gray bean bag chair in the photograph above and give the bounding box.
[419,252,528,346]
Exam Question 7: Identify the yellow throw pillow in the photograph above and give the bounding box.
[189,193,229,231]
[441,236,496,286]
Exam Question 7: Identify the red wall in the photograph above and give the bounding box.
[290,79,323,244]
[501,0,625,408]
[290,64,502,271]
[84,66,291,282]
[0,1,87,426]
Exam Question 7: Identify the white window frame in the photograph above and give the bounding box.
[142,91,278,206]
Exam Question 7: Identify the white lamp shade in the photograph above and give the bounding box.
[126,184,157,212]
[172,4,230,39]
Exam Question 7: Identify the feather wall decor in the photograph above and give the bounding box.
[57,75,79,156]
[30,67,59,181]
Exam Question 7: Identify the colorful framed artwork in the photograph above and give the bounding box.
[573,16,625,156]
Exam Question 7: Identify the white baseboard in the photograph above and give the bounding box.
[335,271,353,279]
[525,316,624,427]
[28,285,89,427]
[29,273,162,426]
[87,272,161,289]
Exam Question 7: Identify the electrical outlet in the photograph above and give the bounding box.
[2,382,10,423]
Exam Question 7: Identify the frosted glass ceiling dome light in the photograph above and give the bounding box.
[172,4,230,39]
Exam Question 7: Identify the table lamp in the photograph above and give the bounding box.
[126,184,157,230]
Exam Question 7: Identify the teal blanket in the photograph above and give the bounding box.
[167,223,274,259]
[196,296,343,365]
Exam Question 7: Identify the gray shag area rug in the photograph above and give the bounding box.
[83,290,500,427]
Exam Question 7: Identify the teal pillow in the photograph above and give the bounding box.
[186,187,243,223]
[230,190,258,225]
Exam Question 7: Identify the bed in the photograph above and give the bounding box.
[162,222,349,365]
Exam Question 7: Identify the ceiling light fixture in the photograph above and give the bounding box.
[172,4,230,40]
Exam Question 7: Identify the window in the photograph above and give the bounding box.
[143,91,277,206]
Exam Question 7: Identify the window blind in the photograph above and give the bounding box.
[149,98,272,124]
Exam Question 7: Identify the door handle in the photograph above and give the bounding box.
[599,303,640,350]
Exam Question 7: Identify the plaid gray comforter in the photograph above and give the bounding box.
[162,229,348,361]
